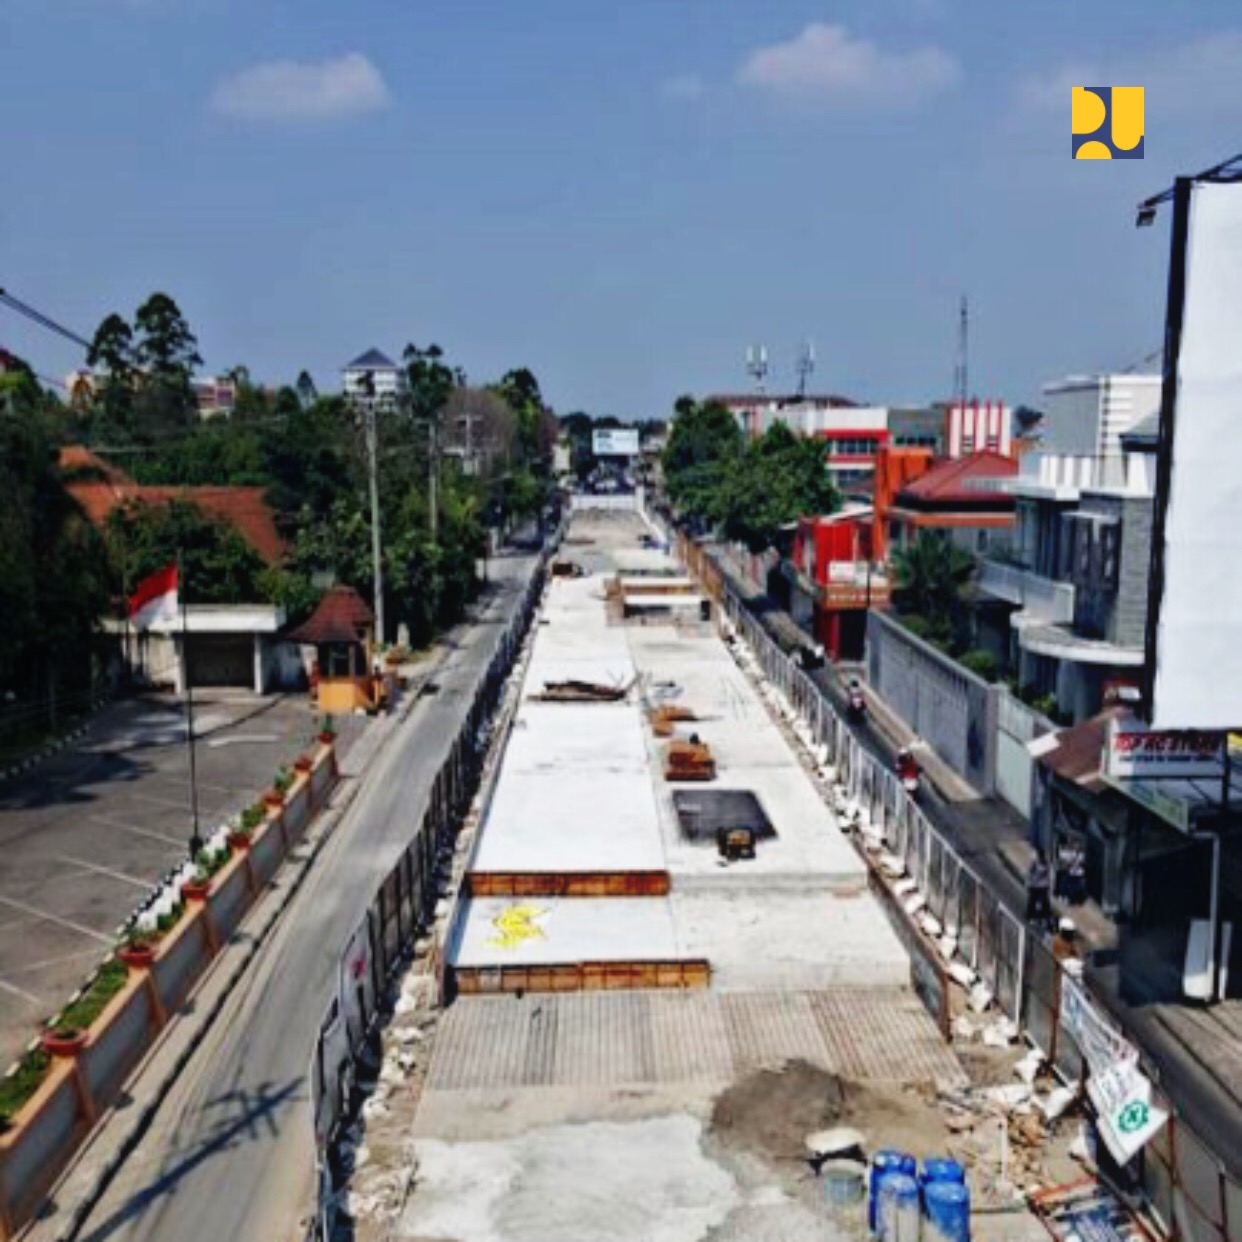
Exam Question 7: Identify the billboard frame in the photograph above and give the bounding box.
[1141,162,1242,729]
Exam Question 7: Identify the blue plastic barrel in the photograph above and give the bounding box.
[869,1152,916,1233]
[919,1159,965,1195]
[924,1179,970,1242]
[877,1172,921,1242]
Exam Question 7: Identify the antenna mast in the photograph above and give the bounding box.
[795,340,815,399]
[953,295,969,410]
[745,344,769,394]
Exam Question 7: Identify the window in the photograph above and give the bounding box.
[1099,524,1120,590]
[1076,523,1092,584]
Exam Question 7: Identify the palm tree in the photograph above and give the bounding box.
[891,531,975,630]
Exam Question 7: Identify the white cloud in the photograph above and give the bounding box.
[210,53,390,122]
[737,23,959,105]
[663,73,706,101]
[1016,30,1242,116]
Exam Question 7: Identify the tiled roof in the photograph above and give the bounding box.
[1033,707,1127,790]
[58,444,133,485]
[287,585,374,644]
[345,348,398,370]
[66,478,287,566]
[897,451,1017,505]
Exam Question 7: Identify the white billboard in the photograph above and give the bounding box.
[1146,179,1242,730]
[593,428,640,456]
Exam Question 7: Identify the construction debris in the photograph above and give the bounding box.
[664,737,717,781]
[535,678,631,702]
[649,704,698,736]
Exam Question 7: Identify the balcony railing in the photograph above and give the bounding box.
[979,559,1075,623]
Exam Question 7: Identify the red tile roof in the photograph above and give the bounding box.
[896,451,1017,505]
[60,448,287,565]
[287,586,374,644]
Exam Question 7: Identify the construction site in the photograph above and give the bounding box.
[333,507,1100,1242]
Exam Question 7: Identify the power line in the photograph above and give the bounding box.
[0,287,93,352]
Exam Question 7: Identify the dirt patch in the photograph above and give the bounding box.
[708,1060,951,1167]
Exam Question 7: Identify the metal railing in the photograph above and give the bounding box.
[307,527,561,1241]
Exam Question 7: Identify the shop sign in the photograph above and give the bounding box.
[1106,718,1223,781]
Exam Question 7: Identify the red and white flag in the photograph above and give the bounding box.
[129,563,179,630]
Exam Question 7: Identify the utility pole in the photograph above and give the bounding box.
[358,371,385,643]
[428,413,439,543]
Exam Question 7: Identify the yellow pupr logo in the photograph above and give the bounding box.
[1073,87,1143,159]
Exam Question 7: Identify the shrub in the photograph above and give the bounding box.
[194,846,231,878]
[53,959,129,1037]
[155,901,185,934]
[0,1049,51,1127]
[959,649,999,682]
[1033,694,1059,719]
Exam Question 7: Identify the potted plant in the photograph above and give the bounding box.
[227,820,254,850]
[40,959,129,1055]
[41,1023,88,1057]
[182,869,211,901]
[318,716,336,746]
[118,928,158,968]
[294,753,315,775]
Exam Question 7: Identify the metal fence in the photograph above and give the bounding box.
[307,534,559,1240]
[659,512,1242,1242]
[705,562,1029,1022]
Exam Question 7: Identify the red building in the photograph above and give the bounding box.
[784,508,892,660]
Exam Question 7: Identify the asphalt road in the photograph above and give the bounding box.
[71,554,538,1242]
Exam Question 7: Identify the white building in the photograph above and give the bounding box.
[342,348,405,407]
[1040,374,1162,458]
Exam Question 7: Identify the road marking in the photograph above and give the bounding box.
[5,947,111,977]
[0,977,43,1005]
[56,856,154,890]
[0,896,113,944]
[141,768,238,795]
[206,733,280,748]
[89,814,185,847]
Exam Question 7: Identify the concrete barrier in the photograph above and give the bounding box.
[283,774,312,840]
[78,975,159,1112]
[0,1063,86,1238]
[207,854,253,946]
[249,815,285,887]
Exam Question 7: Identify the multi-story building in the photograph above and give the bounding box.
[1038,373,1162,457]
[342,348,405,408]
[977,401,1159,722]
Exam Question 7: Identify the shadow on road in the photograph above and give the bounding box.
[71,1077,303,1242]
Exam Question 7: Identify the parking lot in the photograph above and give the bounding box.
[0,690,365,1069]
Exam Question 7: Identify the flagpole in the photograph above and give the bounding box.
[179,552,203,856]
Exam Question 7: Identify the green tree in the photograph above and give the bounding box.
[662,396,742,525]
[891,530,976,643]
[108,500,268,605]
[0,363,110,709]
[132,293,202,438]
[85,313,137,439]
[717,423,840,553]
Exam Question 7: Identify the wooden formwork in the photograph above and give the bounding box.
[468,870,671,898]
[453,958,711,995]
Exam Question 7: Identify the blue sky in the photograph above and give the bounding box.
[3,0,1241,418]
